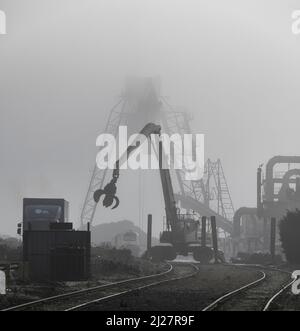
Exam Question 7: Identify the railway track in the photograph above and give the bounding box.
[2,263,198,311]
[3,262,295,311]
[202,264,295,311]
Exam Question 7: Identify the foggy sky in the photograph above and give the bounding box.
[1,0,300,237]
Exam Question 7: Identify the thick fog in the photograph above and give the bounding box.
[1,0,300,236]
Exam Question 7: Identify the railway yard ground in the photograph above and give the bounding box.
[0,260,168,311]
[82,264,265,311]
[2,261,297,311]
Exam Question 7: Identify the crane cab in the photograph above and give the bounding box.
[160,214,199,255]
[151,213,213,263]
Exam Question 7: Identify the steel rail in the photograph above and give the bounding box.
[202,263,293,312]
[2,263,174,311]
[227,263,296,311]
[263,277,296,311]
[202,269,266,311]
[65,263,199,311]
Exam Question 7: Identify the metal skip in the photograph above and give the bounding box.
[0,270,6,295]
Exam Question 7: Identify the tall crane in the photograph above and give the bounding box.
[93,123,213,261]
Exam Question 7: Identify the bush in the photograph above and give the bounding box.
[232,252,282,265]
[0,238,22,262]
[91,246,138,276]
[92,246,133,264]
[280,210,300,264]
[91,245,163,278]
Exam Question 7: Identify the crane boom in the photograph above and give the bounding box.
[113,123,162,181]
[93,123,162,210]
[94,123,180,231]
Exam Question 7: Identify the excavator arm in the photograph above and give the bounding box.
[93,123,161,209]
[94,122,181,239]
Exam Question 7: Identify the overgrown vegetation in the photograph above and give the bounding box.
[232,252,282,265]
[0,237,22,262]
[280,210,300,264]
[91,245,164,280]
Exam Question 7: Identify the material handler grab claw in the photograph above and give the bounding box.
[93,178,120,209]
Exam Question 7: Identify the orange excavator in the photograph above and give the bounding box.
[94,123,213,262]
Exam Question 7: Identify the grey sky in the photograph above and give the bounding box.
[1,0,300,236]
